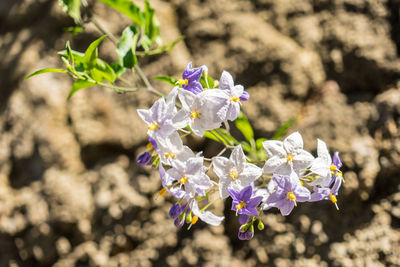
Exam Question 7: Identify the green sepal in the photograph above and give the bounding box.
[152,75,178,86]
[67,79,96,99]
[200,73,216,89]
[25,68,67,80]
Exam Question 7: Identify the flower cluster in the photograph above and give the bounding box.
[137,63,344,240]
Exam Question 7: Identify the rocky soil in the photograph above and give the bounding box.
[0,0,400,266]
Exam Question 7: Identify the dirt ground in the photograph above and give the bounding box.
[0,0,400,266]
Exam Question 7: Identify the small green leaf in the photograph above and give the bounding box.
[25,68,67,79]
[117,26,139,68]
[110,62,126,78]
[83,35,107,67]
[204,131,222,143]
[200,73,216,89]
[240,141,252,153]
[256,138,268,150]
[90,59,116,83]
[272,117,298,140]
[152,75,178,86]
[68,79,96,99]
[143,0,161,46]
[59,0,82,24]
[97,0,143,26]
[234,112,254,143]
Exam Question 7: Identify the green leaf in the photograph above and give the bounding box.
[97,0,143,26]
[59,0,82,24]
[83,35,107,68]
[110,62,126,78]
[117,26,139,68]
[272,117,298,140]
[152,75,178,86]
[68,79,96,99]
[25,68,67,79]
[234,112,254,143]
[240,141,252,153]
[200,73,216,89]
[90,59,116,83]
[204,131,222,143]
[256,138,267,150]
[143,0,161,46]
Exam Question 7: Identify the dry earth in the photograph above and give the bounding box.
[0,0,400,266]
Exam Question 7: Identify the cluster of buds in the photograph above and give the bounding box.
[137,63,343,240]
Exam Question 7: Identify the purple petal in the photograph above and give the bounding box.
[137,152,152,166]
[331,176,342,195]
[239,90,250,101]
[239,185,253,202]
[184,81,203,95]
[332,152,342,169]
[239,214,250,225]
[278,199,295,216]
[242,207,259,217]
[247,196,263,208]
[228,188,240,201]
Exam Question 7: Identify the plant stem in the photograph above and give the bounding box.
[200,197,221,213]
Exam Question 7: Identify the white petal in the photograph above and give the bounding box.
[283,132,304,154]
[137,109,152,125]
[219,71,234,90]
[293,150,314,171]
[317,139,331,164]
[262,140,286,157]
[172,110,190,129]
[178,88,196,111]
[192,201,224,226]
[230,145,245,172]
[219,179,232,199]
[212,157,232,179]
[310,157,329,177]
[307,174,331,187]
[263,156,286,174]
[226,103,240,121]
[239,163,262,185]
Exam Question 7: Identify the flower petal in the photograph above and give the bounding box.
[283,132,304,154]
[192,201,225,226]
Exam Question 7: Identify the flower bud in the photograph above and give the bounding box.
[257,220,264,231]
[137,152,152,166]
[169,204,182,219]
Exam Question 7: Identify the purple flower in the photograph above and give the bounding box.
[310,175,342,210]
[178,62,204,95]
[228,185,263,217]
[137,152,152,166]
[169,203,187,219]
[148,137,158,151]
[265,172,311,216]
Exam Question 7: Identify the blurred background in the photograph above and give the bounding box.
[1,0,400,266]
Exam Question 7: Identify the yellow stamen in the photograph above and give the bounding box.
[191,216,198,225]
[329,193,337,203]
[179,176,188,185]
[300,180,304,186]
[287,154,294,163]
[178,79,189,86]
[236,201,246,211]
[148,122,159,131]
[190,110,200,119]
[229,171,238,180]
[165,152,176,159]
[146,142,153,150]
[231,96,240,102]
[330,165,337,171]
[287,191,297,206]
[159,188,167,196]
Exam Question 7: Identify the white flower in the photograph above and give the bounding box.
[212,145,262,199]
[172,89,226,136]
[166,157,212,198]
[192,200,224,226]
[214,71,245,121]
[262,132,314,175]
[157,131,194,165]
[137,88,178,140]
[308,139,332,187]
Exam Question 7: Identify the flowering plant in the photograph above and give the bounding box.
[26,0,344,240]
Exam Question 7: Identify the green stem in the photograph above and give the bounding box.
[200,197,221,213]
[97,82,141,93]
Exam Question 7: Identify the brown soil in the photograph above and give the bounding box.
[0,0,400,266]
